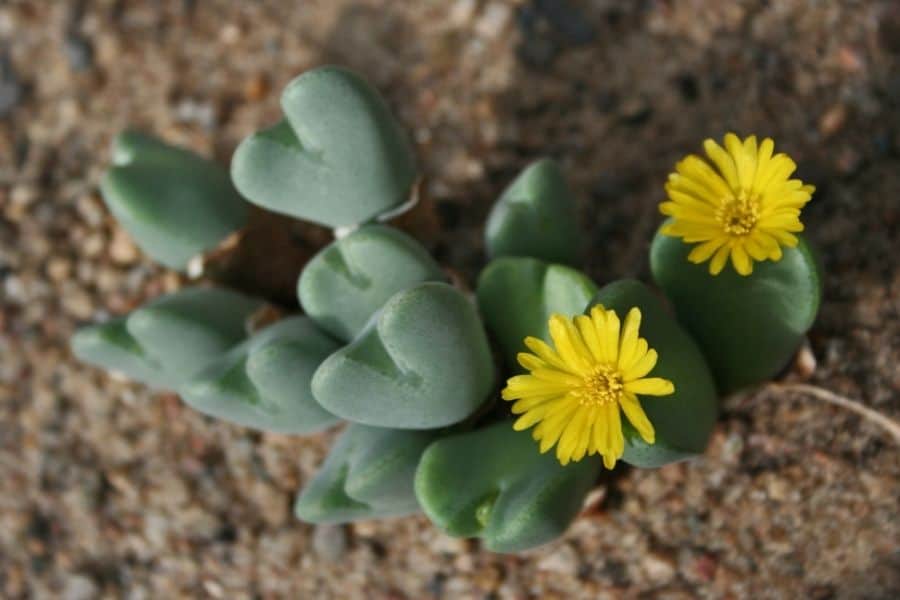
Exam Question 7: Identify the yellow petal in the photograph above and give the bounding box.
[575,315,604,363]
[730,243,753,275]
[523,337,572,373]
[709,244,731,275]
[532,368,583,387]
[603,309,621,365]
[548,315,590,374]
[625,377,675,396]
[513,405,553,431]
[590,404,609,456]
[703,137,739,190]
[517,352,546,372]
[617,307,641,371]
[556,409,588,465]
[604,403,624,469]
[687,238,727,264]
[619,392,655,444]
[623,348,658,381]
[511,394,560,414]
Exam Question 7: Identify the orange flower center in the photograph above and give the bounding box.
[575,365,624,406]
[716,189,760,236]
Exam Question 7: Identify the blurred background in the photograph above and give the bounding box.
[1,1,899,598]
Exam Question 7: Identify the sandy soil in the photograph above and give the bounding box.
[1,1,899,598]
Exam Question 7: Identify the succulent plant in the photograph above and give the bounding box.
[73,67,822,553]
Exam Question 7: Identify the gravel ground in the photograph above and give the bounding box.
[2,1,899,598]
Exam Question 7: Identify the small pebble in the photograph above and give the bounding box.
[642,551,676,584]
[0,54,23,118]
[109,230,139,265]
[64,32,94,71]
[312,524,348,561]
[818,104,847,138]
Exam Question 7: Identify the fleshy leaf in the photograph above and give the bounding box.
[650,224,821,392]
[589,279,718,467]
[179,316,340,434]
[295,424,434,524]
[476,256,597,371]
[231,66,416,228]
[71,287,262,389]
[485,158,582,266]
[312,282,495,429]
[298,225,444,342]
[100,130,248,270]
[415,422,600,553]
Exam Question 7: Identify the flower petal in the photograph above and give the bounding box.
[624,377,675,396]
[623,348,658,381]
[619,392,656,444]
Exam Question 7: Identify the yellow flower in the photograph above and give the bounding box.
[659,133,814,276]
[501,307,674,468]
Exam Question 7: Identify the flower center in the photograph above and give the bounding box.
[576,365,624,406]
[716,189,760,235]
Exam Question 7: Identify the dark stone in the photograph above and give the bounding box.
[532,0,595,45]
[676,73,699,102]
[65,33,94,71]
[0,54,23,118]
[878,6,900,54]
[517,36,558,69]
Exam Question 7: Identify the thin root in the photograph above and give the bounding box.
[766,382,900,445]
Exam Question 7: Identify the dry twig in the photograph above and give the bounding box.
[766,382,900,445]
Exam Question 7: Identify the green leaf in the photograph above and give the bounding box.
[476,256,597,371]
[231,66,416,228]
[100,130,248,270]
[71,318,168,387]
[295,424,434,524]
[179,316,340,434]
[415,422,600,553]
[298,225,444,342]
[589,279,719,467]
[71,287,262,389]
[650,225,821,393]
[312,282,495,429]
[485,158,582,266]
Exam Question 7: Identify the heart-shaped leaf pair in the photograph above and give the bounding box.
[299,225,444,342]
[179,316,340,434]
[415,422,600,553]
[231,66,416,228]
[477,256,597,371]
[589,279,719,467]
[312,282,495,430]
[100,131,248,270]
[295,424,434,524]
[71,287,262,389]
[650,225,821,393]
[485,158,582,266]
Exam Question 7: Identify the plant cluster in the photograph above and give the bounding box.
[73,66,821,552]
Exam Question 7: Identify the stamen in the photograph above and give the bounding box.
[716,189,760,236]
[575,365,624,406]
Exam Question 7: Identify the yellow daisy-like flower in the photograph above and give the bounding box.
[501,306,675,468]
[659,133,814,276]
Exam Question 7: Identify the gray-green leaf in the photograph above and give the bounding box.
[485,158,582,266]
[231,66,416,228]
[298,225,444,342]
[100,130,248,270]
[589,279,719,467]
[71,287,262,389]
[476,256,597,371]
[650,225,821,393]
[312,282,495,429]
[295,424,434,524]
[415,422,600,553]
[179,316,341,434]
